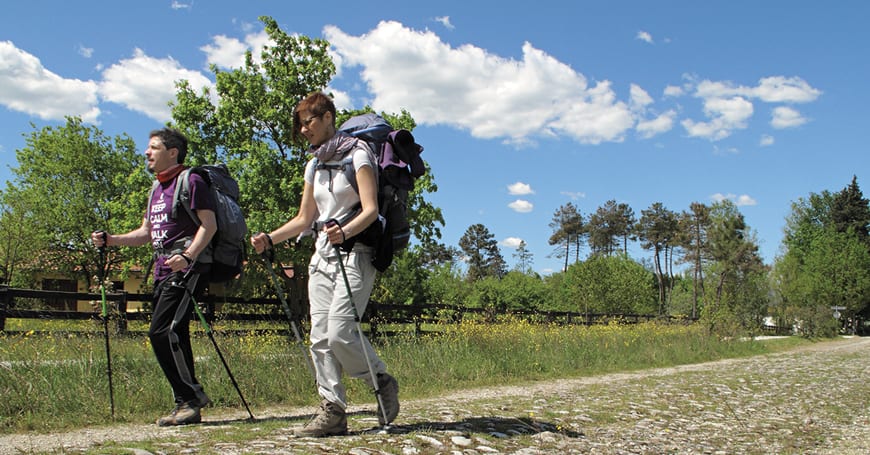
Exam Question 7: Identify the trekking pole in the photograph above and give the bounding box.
[327,220,392,427]
[257,236,316,382]
[96,232,116,419]
[171,273,255,421]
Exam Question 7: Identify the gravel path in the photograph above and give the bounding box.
[3,336,869,454]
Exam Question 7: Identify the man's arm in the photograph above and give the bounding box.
[92,215,151,248]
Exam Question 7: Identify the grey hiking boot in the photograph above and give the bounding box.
[294,400,347,437]
[376,372,399,425]
[156,399,208,427]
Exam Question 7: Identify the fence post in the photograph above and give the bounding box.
[0,286,8,331]
[116,291,128,335]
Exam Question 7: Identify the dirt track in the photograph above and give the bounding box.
[3,336,869,454]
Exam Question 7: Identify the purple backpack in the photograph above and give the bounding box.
[321,113,425,271]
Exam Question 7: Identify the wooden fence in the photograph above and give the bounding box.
[0,286,691,336]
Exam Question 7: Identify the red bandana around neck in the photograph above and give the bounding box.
[156,164,185,183]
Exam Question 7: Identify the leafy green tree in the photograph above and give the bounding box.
[500,270,546,312]
[170,16,335,296]
[587,200,635,256]
[548,202,585,272]
[679,202,711,318]
[512,240,534,273]
[703,200,767,334]
[563,254,657,316]
[1,117,146,288]
[774,179,870,335]
[170,16,442,296]
[830,175,870,246]
[636,202,678,313]
[459,223,506,281]
[424,261,468,307]
[371,246,427,305]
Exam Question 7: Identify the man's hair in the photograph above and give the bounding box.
[149,128,189,164]
[292,92,336,143]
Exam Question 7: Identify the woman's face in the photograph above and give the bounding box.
[298,109,333,147]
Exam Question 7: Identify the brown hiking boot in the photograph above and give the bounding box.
[376,372,399,425]
[294,400,347,437]
[156,397,209,427]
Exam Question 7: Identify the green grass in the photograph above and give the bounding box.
[0,318,804,434]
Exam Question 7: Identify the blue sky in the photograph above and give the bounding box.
[1,1,867,275]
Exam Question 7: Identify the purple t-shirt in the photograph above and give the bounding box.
[148,171,213,282]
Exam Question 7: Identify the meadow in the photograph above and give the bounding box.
[0,318,800,434]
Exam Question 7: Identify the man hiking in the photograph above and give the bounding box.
[92,127,216,426]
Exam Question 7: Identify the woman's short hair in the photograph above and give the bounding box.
[293,92,336,143]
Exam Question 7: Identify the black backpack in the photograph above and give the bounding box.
[161,164,248,282]
[316,113,425,271]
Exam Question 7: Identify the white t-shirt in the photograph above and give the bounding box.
[305,146,375,256]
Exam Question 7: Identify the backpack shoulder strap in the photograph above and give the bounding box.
[314,151,359,194]
[173,168,200,226]
[149,179,160,205]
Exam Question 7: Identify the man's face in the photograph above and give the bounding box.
[145,136,176,174]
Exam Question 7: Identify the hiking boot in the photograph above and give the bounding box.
[156,399,208,427]
[294,400,347,437]
[376,372,399,425]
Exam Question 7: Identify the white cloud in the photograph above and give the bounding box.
[736,194,758,206]
[508,182,534,195]
[0,41,100,123]
[435,16,455,30]
[682,96,753,140]
[171,1,192,10]
[771,106,808,129]
[201,29,270,70]
[636,31,653,44]
[328,88,353,111]
[753,76,821,103]
[508,199,534,213]
[682,76,820,141]
[325,21,633,145]
[77,45,93,59]
[664,85,684,97]
[760,134,774,146]
[637,110,676,138]
[99,48,213,123]
[694,76,820,103]
[711,192,757,206]
[629,84,653,112]
[561,191,586,200]
[502,237,524,248]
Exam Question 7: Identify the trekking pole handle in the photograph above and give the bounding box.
[324,219,346,244]
[255,232,275,262]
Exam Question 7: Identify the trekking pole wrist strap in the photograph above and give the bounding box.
[179,253,193,266]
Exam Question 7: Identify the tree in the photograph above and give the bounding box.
[548,203,585,272]
[679,202,711,319]
[774,178,870,334]
[512,240,534,273]
[0,117,146,288]
[170,16,443,295]
[587,200,635,257]
[636,202,679,313]
[704,200,766,333]
[564,254,657,316]
[830,175,870,246]
[459,223,506,281]
[0,190,41,286]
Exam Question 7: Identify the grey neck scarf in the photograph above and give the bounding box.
[309,131,358,162]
